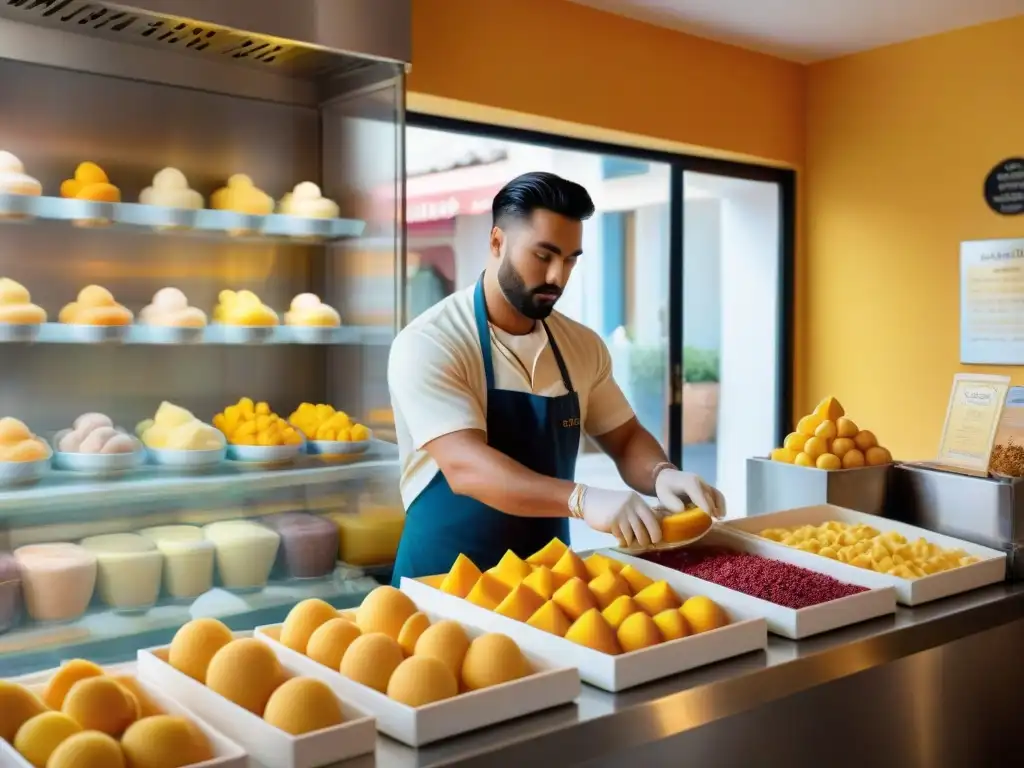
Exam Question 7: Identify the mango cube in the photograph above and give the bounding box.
[522,566,558,601]
[527,538,568,569]
[465,572,511,610]
[618,564,653,594]
[583,553,622,581]
[601,595,642,630]
[439,554,481,599]
[661,509,713,543]
[551,549,590,583]
[634,581,681,615]
[487,550,533,589]
[653,609,691,641]
[551,577,597,621]
[526,600,572,637]
[420,574,445,589]
[494,584,545,623]
[588,571,631,610]
[617,611,663,652]
[680,596,729,634]
[565,608,621,655]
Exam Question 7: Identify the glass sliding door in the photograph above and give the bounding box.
[671,168,793,513]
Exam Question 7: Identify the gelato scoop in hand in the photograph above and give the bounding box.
[59,285,133,326]
[0,417,49,462]
[137,402,224,451]
[0,277,46,324]
[60,161,120,203]
[140,288,207,328]
[140,168,203,209]
[284,293,340,327]
[0,151,42,196]
[277,182,339,219]
[213,289,278,327]
[211,174,273,215]
[57,413,140,455]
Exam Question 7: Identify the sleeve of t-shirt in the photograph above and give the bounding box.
[388,327,486,450]
[584,335,636,437]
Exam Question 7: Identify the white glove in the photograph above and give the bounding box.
[655,468,726,519]
[580,487,664,548]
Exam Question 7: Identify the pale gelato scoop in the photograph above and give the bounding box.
[57,412,140,454]
[211,173,274,215]
[284,293,341,327]
[136,401,224,451]
[213,289,278,326]
[277,182,339,219]
[0,151,42,196]
[139,287,207,328]
[139,167,203,209]
[0,277,46,324]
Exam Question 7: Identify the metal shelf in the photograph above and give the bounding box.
[0,323,393,347]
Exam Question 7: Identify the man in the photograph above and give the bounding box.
[388,171,725,582]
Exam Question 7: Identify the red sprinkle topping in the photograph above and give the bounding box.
[642,546,867,609]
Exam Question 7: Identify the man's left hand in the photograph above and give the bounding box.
[655,468,726,519]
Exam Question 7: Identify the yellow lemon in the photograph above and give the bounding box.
[813,396,845,422]
[816,453,842,470]
[831,437,855,458]
[783,432,809,451]
[842,449,866,468]
[865,446,892,466]
[803,436,829,459]
[853,430,878,451]
[814,420,837,441]
[836,417,859,438]
[794,452,815,467]
[770,447,797,463]
[796,414,823,436]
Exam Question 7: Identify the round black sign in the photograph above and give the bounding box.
[984,158,1024,215]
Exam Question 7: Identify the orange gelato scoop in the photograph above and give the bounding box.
[59,285,133,326]
[60,162,121,203]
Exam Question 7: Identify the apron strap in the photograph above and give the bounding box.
[474,274,576,394]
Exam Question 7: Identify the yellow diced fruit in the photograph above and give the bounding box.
[212,413,226,431]
[526,600,571,637]
[831,437,855,458]
[526,538,568,569]
[770,447,798,463]
[488,550,533,589]
[836,417,859,438]
[803,436,829,460]
[315,404,334,421]
[564,608,621,655]
[796,414,823,436]
[634,581,681,615]
[813,396,845,422]
[465,572,511,610]
[494,584,545,622]
[783,432,809,452]
[842,449,866,468]
[653,609,691,641]
[588,571,631,610]
[238,397,255,417]
[257,430,278,447]
[583,553,622,580]
[336,428,352,442]
[816,453,842,470]
[315,424,336,441]
[661,508,713,543]
[680,596,729,634]
[551,577,598,621]
[255,415,272,432]
[794,452,815,467]
[551,549,590,582]
[617,611,663,652]
[601,595,641,630]
[223,405,241,433]
[255,401,270,415]
[618,564,653,594]
[350,424,371,441]
[419,574,445,589]
[521,566,558,600]
[439,554,481,599]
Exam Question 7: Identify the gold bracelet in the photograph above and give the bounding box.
[651,461,676,486]
[568,483,587,519]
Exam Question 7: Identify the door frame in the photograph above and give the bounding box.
[406,112,796,467]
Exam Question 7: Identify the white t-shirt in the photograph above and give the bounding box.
[388,285,635,508]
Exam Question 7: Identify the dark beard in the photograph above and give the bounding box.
[497,258,561,320]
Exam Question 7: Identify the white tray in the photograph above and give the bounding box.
[0,661,247,768]
[598,540,896,639]
[721,504,1008,606]
[137,647,376,768]
[400,577,767,693]
[254,613,580,748]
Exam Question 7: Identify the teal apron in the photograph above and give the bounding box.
[391,277,581,583]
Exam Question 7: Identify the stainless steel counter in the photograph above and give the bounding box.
[334,584,1024,767]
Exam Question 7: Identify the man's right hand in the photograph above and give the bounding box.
[581,487,663,548]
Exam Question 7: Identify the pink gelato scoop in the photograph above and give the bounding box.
[57,412,140,454]
[139,287,207,328]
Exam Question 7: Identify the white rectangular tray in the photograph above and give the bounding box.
[598,543,896,639]
[136,647,376,768]
[721,504,1008,606]
[1,661,246,768]
[400,577,767,693]
[254,614,580,747]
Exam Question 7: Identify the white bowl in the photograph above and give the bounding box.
[0,451,52,488]
[64,324,129,344]
[79,533,163,612]
[306,433,373,456]
[286,325,339,344]
[147,445,227,468]
[52,428,144,474]
[0,323,41,343]
[227,443,302,464]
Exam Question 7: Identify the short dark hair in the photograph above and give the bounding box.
[492,171,595,228]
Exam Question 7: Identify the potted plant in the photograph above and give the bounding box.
[682,346,719,445]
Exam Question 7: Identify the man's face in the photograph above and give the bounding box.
[490,209,583,320]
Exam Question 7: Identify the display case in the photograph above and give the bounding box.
[0,0,410,676]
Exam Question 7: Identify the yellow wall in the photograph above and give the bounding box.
[409,0,805,168]
[806,16,1024,459]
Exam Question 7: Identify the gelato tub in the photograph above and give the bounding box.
[203,519,280,590]
[262,512,339,579]
[325,506,405,566]
[80,533,163,611]
[138,525,215,600]
[14,543,97,622]
[0,552,21,633]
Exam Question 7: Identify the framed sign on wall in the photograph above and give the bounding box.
[960,238,1024,364]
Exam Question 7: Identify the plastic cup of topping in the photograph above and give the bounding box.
[79,533,163,613]
[0,323,41,343]
[202,520,281,592]
[138,525,216,600]
[14,543,97,623]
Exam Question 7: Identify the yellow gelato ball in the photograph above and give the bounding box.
[205,638,282,716]
[263,678,344,735]
[460,633,527,691]
[356,586,417,641]
[413,620,470,677]
[42,659,105,710]
[0,681,47,743]
[306,618,362,670]
[47,731,125,768]
[386,656,458,707]
[13,712,81,768]
[168,618,233,683]
[120,715,213,768]
[62,677,138,737]
[339,632,404,693]
[280,599,338,654]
